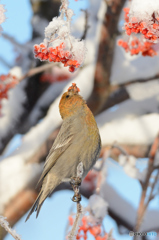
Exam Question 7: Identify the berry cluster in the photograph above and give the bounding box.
[124,8,159,42]
[0,73,18,111]
[118,7,159,56]
[69,216,109,240]
[34,42,80,73]
[118,38,157,56]
[68,82,80,93]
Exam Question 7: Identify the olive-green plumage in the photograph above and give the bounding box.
[26,83,101,221]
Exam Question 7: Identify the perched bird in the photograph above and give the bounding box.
[26,83,101,221]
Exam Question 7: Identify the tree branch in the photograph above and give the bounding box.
[0,216,22,240]
[134,133,159,235]
[87,0,126,115]
[80,9,90,41]
[117,74,159,88]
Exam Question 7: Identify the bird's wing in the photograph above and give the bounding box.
[37,121,74,188]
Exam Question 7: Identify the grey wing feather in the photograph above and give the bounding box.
[37,120,74,187]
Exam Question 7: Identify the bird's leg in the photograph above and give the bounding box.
[70,177,82,202]
[70,177,81,186]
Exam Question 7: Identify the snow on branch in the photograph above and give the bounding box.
[0,216,22,240]
[0,3,6,35]
[33,0,87,72]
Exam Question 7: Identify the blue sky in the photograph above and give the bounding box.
[0,0,32,74]
[1,1,159,240]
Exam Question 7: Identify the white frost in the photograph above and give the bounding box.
[0,155,43,213]
[0,216,22,240]
[118,154,139,179]
[98,113,159,145]
[88,194,108,220]
[126,80,159,101]
[129,0,159,21]
[0,4,6,34]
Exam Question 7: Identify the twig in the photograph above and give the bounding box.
[149,133,159,163]
[68,162,83,240]
[2,33,29,51]
[68,202,82,240]
[112,143,129,157]
[0,216,22,240]
[134,133,159,236]
[18,62,55,82]
[80,9,90,40]
[116,74,159,88]
[0,56,12,69]
[107,228,114,240]
[144,169,159,209]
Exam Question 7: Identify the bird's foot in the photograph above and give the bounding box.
[70,177,81,187]
[70,177,82,203]
[72,193,81,202]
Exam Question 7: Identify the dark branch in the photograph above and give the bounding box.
[87,0,127,115]
[117,74,159,88]
[80,9,90,40]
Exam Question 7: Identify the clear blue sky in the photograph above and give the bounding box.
[1,1,158,240]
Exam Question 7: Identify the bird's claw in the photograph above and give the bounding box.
[72,194,81,202]
[70,177,82,203]
[70,177,81,187]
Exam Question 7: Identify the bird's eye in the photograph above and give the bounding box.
[66,95,69,98]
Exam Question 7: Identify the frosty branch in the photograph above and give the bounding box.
[68,162,83,240]
[0,216,22,240]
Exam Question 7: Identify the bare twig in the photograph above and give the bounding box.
[112,143,129,157]
[2,33,29,50]
[0,216,22,240]
[18,62,55,82]
[102,75,159,113]
[80,9,90,40]
[134,133,159,236]
[0,56,12,69]
[149,133,159,163]
[144,169,159,209]
[117,74,159,88]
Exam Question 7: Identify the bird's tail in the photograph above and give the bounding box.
[25,174,60,221]
[25,190,44,222]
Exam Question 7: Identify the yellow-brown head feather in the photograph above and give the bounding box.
[59,83,85,119]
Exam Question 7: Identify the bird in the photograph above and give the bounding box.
[26,83,101,221]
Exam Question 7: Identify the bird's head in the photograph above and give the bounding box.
[59,83,85,119]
